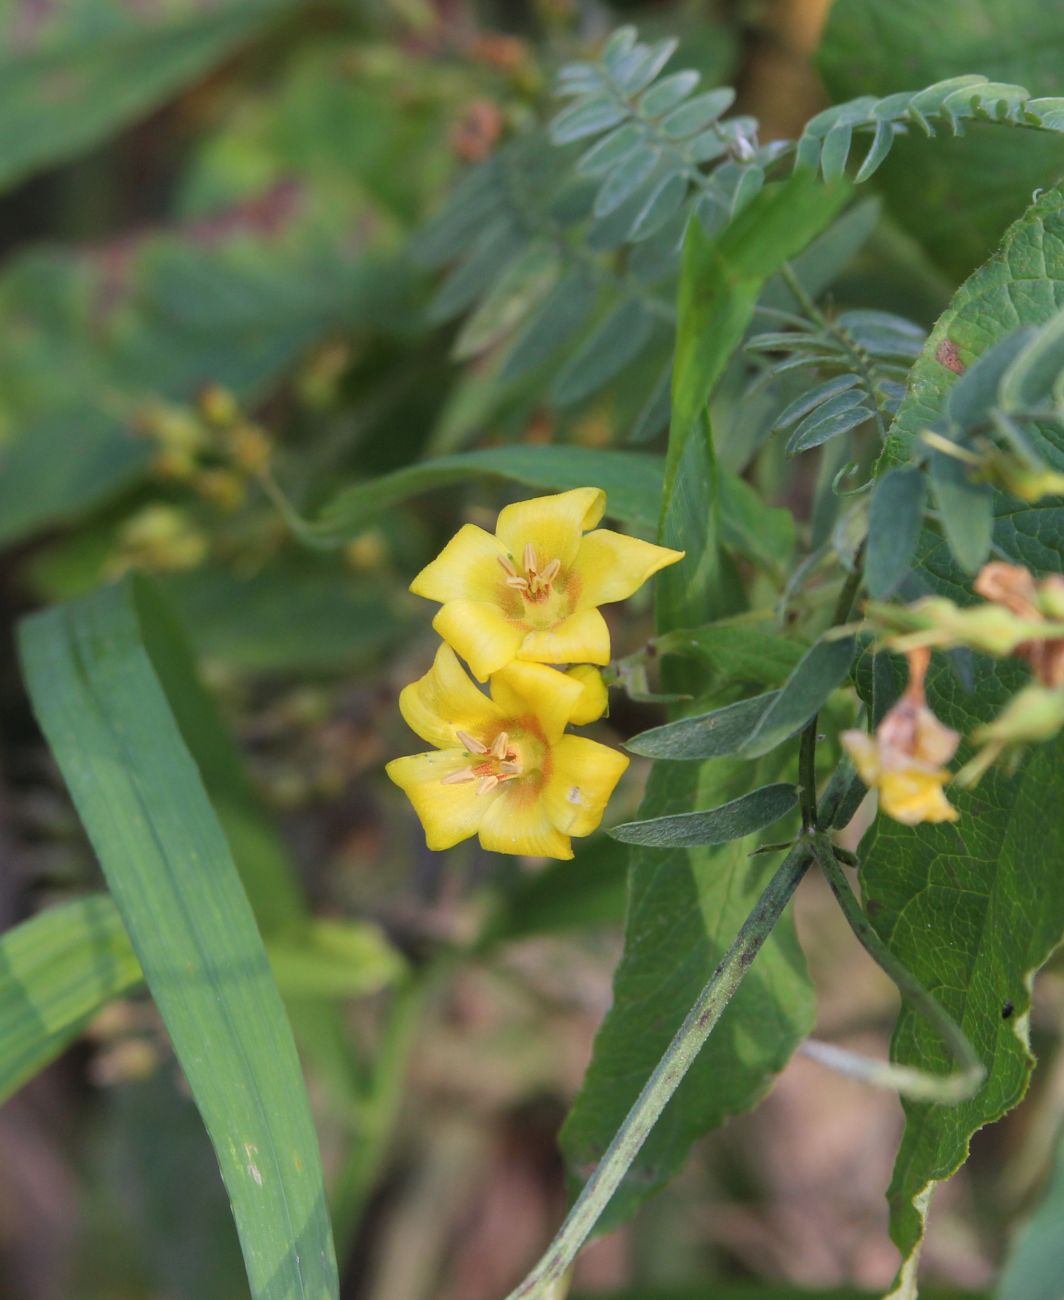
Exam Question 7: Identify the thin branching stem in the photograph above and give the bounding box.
[808,835,985,1103]
[503,842,814,1300]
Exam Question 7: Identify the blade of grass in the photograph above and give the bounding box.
[18,576,339,1300]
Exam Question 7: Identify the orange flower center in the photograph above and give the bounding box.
[498,545,562,605]
[440,728,523,795]
[440,718,552,795]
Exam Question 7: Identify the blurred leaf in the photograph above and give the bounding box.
[818,0,1064,277]
[266,921,406,1000]
[312,446,666,541]
[480,836,628,944]
[717,470,796,573]
[572,1287,989,1300]
[657,619,805,687]
[0,196,405,547]
[18,576,339,1300]
[163,565,411,677]
[611,783,797,847]
[0,896,141,1105]
[551,299,661,407]
[740,636,857,759]
[930,445,994,574]
[0,0,300,191]
[866,466,926,598]
[668,172,850,500]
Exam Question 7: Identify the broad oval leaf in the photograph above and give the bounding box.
[930,444,994,574]
[640,70,701,117]
[998,307,1064,414]
[660,88,736,137]
[611,783,798,847]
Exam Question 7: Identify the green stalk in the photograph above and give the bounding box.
[809,834,985,1103]
[503,842,813,1300]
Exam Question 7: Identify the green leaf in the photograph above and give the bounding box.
[866,467,926,599]
[667,171,850,506]
[740,636,857,758]
[0,896,141,1105]
[818,0,1064,277]
[559,758,814,1230]
[785,392,872,455]
[0,52,417,548]
[266,921,406,1000]
[17,577,339,1300]
[452,241,562,359]
[480,836,628,944]
[930,446,994,574]
[313,445,666,543]
[998,307,1064,413]
[0,0,299,192]
[946,330,1034,432]
[499,266,599,381]
[657,619,806,688]
[627,692,777,760]
[162,564,411,677]
[867,189,1064,1297]
[551,299,660,406]
[774,374,862,432]
[611,783,797,847]
[886,184,1064,465]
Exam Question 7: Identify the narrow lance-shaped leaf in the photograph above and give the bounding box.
[18,577,339,1300]
[628,692,777,760]
[0,896,142,1105]
[740,635,857,758]
[866,467,926,599]
[611,784,798,847]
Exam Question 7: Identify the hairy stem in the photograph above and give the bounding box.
[809,834,985,1103]
[503,842,813,1300]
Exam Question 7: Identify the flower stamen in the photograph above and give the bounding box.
[456,729,488,754]
[490,731,510,759]
[476,774,500,795]
[440,768,477,785]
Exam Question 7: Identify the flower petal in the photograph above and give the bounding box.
[490,661,585,742]
[542,735,629,838]
[386,751,491,849]
[409,524,508,604]
[571,529,685,609]
[433,599,525,681]
[566,665,609,724]
[841,730,881,785]
[518,608,611,667]
[878,770,959,825]
[495,488,606,570]
[478,785,574,860]
[399,642,504,749]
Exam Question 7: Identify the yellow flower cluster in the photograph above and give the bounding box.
[386,488,683,859]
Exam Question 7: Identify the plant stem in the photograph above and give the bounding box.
[809,834,985,1103]
[503,842,813,1300]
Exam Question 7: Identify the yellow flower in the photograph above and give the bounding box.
[386,644,629,859]
[409,487,684,680]
[841,648,960,826]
